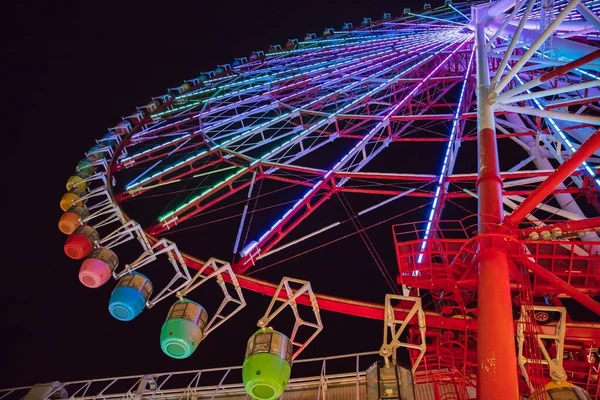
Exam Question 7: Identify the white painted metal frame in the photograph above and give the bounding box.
[379,294,426,373]
[481,0,600,244]
[70,187,127,230]
[257,277,323,360]
[112,239,192,308]
[82,203,124,229]
[78,157,109,174]
[86,143,116,162]
[98,220,151,252]
[516,305,567,392]
[71,172,108,190]
[490,0,583,97]
[1,351,381,400]
[176,257,246,337]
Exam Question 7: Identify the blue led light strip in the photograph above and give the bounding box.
[417,45,476,263]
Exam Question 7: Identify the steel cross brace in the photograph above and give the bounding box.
[176,258,246,338]
[257,277,323,361]
[379,294,426,373]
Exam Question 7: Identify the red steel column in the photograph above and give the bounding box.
[474,6,519,399]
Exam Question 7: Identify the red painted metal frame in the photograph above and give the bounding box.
[231,70,468,272]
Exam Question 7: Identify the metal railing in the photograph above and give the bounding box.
[0,352,381,400]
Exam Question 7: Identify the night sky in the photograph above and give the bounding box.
[3,0,436,389]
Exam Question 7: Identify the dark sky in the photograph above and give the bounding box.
[3,0,433,390]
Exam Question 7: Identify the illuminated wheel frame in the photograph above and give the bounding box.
[60,0,600,397]
[108,0,598,308]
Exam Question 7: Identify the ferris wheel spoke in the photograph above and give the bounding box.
[491,0,589,97]
[220,40,459,158]
[245,28,454,100]
[495,104,600,125]
[335,42,473,186]
[486,35,600,191]
[134,29,452,142]
[489,0,537,90]
[575,1,600,30]
[246,32,411,73]
[258,43,470,169]
[493,50,600,103]
[230,37,473,273]
[417,46,477,262]
[163,33,425,117]
[139,38,466,245]
[120,38,435,176]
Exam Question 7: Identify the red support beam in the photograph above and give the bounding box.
[518,257,600,317]
[539,49,600,83]
[504,128,600,226]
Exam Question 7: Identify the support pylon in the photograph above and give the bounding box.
[474,4,520,399]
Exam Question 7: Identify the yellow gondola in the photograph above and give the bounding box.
[529,380,592,400]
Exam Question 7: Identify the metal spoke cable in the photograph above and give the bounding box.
[246,202,431,275]
[338,191,400,294]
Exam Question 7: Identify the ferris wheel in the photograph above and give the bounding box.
[57,0,600,398]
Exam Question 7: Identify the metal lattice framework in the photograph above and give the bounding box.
[44,0,600,398]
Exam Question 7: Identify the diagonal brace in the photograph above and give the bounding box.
[519,257,600,316]
[504,128,600,226]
